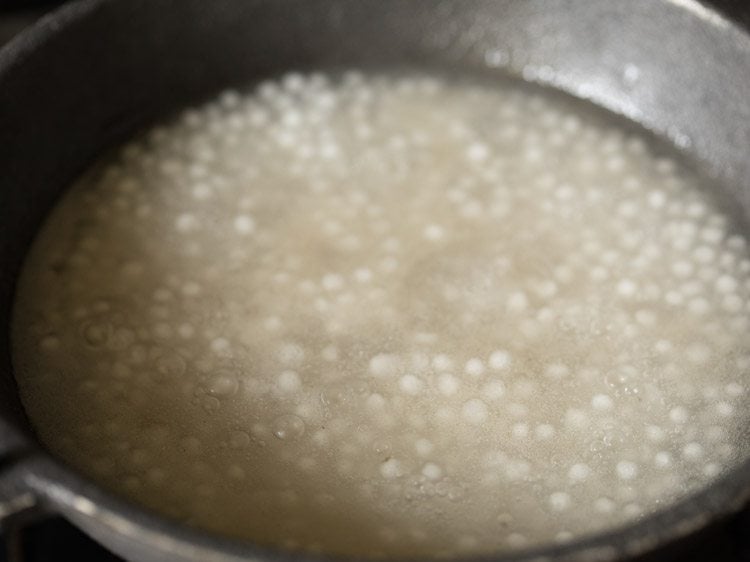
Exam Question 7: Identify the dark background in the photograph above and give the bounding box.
[0,1,749,560]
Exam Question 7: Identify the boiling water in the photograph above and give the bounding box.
[12,72,750,557]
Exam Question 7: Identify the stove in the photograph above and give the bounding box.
[0,3,748,561]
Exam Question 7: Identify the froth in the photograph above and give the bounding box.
[12,71,750,558]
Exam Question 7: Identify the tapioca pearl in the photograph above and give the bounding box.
[717,443,736,459]
[725,382,744,397]
[664,290,684,306]
[594,497,617,515]
[549,492,572,512]
[535,307,557,324]
[619,503,643,520]
[686,343,711,364]
[520,319,543,339]
[232,214,256,235]
[715,401,734,416]
[320,345,338,362]
[152,287,173,302]
[693,246,715,264]
[511,423,529,439]
[616,279,638,298]
[462,399,489,424]
[721,294,744,313]
[645,425,666,442]
[714,274,738,293]
[687,297,711,315]
[414,438,434,458]
[423,224,446,242]
[438,373,460,396]
[616,461,638,480]
[555,183,576,201]
[381,256,401,273]
[277,370,302,393]
[506,533,528,549]
[413,332,438,345]
[322,273,344,292]
[174,213,199,232]
[568,463,591,482]
[535,424,555,440]
[210,337,231,355]
[682,442,703,461]
[421,462,444,481]
[504,460,530,481]
[534,280,558,299]
[409,352,431,372]
[39,335,61,351]
[481,380,506,400]
[703,463,722,478]
[488,350,511,370]
[647,189,667,208]
[544,363,569,380]
[432,354,453,372]
[671,260,695,279]
[278,343,305,366]
[465,358,485,377]
[591,393,614,411]
[177,322,195,340]
[353,267,372,283]
[654,451,672,469]
[399,374,424,395]
[653,339,673,354]
[634,309,657,326]
[565,408,589,430]
[466,142,490,163]
[555,531,574,544]
[669,407,689,424]
[379,458,403,479]
[434,406,456,425]
[506,291,528,312]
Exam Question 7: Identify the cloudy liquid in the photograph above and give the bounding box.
[12,72,750,557]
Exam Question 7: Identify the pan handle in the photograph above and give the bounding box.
[0,422,44,524]
[0,422,48,562]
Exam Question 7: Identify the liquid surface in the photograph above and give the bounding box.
[13,72,750,557]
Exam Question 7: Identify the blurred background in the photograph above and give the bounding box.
[0,0,749,561]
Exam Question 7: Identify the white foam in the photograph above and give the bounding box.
[12,71,749,559]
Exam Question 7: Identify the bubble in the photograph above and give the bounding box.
[535,424,555,440]
[229,431,251,449]
[421,462,443,481]
[669,407,689,424]
[277,370,302,393]
[415,438,434,457]
[233,215,256,234]
[278,343,305,366]
[155,352,186,377]
[368,353,399,377]
[379,458,403,479]
[568,463,591,481]
[207,371,239,397]
[462,399,488,424]
[438,373,460,396]
[616,461,638,480]
[81,322,111,347]
[399,374,424,395]
[14,70,750,557]
[489,350,511,370]
[39,335,61,351]
[549,492,571,511]
[465,358,485,377]
[272,415,305,441]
